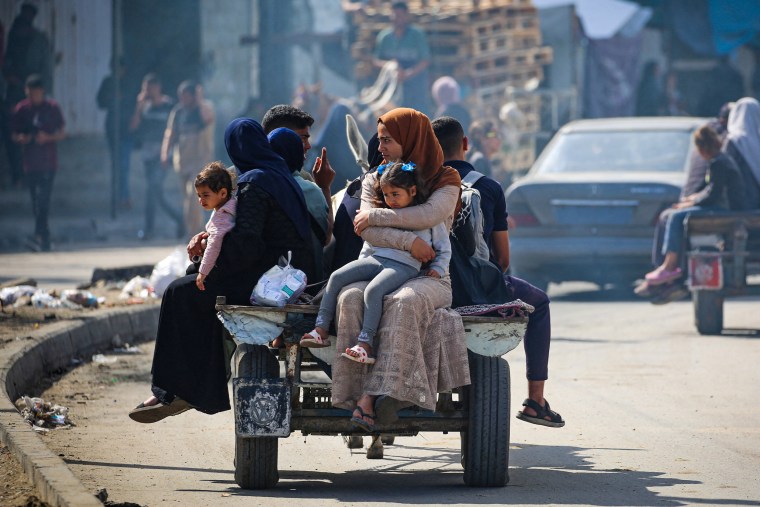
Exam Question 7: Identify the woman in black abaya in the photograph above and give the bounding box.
[129,118,315,422]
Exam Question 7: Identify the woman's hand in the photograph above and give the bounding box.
[196,273,206,291]
[354,209,371,235]
[410,237,436,263]
[187,232,209,258]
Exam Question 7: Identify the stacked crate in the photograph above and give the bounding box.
[347,0,552,173]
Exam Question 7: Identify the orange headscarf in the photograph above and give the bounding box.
[378,108,462,213]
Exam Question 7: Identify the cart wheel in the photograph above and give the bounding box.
[234,344,280,489]
[461,351,510,487]
[693,290,724,335]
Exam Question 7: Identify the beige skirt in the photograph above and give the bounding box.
[330,275,471,411]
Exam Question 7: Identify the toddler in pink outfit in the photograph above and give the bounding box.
[194,161,237,291]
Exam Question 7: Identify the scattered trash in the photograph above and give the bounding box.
[92,354,118,364]
[150,248,188,297]
[15,396,74,430]
[61,289,101,308]
[31,290,64,309]
[119,276,156,300]
[113,344,141,354]
[0,285,37,306]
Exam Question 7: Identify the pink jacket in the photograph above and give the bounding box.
[199,197,237,276]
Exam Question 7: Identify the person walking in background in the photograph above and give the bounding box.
[161,80,215,237]
[97,58,134,210]
[635,61,665,116]
[129,73,183,240]
[467,119,501,180]
[3,3,53,188]
[431,76,471,133]
[373,2,431,115]
[11,74,65,252]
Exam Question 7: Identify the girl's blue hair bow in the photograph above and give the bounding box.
[377,161,416,176]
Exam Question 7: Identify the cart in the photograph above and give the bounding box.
[215,296,532,489]
[685,211,760,334]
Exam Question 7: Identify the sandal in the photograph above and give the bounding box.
[300,329,330,348]
[350,406,376,432]
[516,398,565,428]
[128,397,192,424]
[341,344,376,364]
[644,267,683,286]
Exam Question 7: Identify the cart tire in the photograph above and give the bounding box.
[234,344,280,490]
[693,290,724,335]
[461,351,510,487]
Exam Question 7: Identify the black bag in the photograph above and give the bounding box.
[449,232,510,308]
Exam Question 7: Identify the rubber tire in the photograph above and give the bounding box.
[693,290,724,335]
[234,344,281,489]
[461,351,510,487]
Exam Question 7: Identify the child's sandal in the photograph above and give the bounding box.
[300,329,330,348]
[341,344,376,364]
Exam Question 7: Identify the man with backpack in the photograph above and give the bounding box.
[432,116,565,428]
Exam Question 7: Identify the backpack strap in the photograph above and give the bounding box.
[462,170,485,188]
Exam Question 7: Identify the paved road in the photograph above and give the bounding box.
[0,241,183,290]
[5,246,760,506]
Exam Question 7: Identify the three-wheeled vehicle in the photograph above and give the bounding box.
[685,211,760,334]
[215,296,533,489]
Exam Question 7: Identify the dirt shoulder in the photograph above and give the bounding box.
[0,284,159,507]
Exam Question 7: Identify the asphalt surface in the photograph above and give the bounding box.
[7,247,759,506]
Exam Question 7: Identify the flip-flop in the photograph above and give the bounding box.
[128,397,192,424]
[516,398,565,428]
[350,406,376,432]
[300,329,330,348]
[645,267,683,286]
[341,344,376,364]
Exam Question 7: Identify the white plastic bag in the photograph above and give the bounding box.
[149,248,188,297]
[250,251,307,307]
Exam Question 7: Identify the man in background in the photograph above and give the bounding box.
[11,74,65,252]
[373,1,431,115]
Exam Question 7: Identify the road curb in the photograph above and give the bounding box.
[0,303,160,507]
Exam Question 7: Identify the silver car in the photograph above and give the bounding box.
[505,117,707,289]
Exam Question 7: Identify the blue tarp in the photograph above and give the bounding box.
[709,0,760,54]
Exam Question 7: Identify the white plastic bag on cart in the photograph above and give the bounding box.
[250,251,307,307]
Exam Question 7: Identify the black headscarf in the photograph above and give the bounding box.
[267,127,304,173]
[224,118,310,242]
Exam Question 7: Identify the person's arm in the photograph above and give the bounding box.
[197,86,215,127]
[427,222,452,277]
[356,174,459,230]
[491,230,510,272]
[160,108,177,166]
[35,103,65,144]
[129,91,146,132]
[198,208,235,276]
[312,147,335,244]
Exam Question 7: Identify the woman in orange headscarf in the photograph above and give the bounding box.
[331,108,470,430]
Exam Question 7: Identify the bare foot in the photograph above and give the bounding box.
[142,395,159,407]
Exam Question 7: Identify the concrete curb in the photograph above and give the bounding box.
[0,304,160,507]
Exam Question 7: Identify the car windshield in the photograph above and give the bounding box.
[535,130,693,174]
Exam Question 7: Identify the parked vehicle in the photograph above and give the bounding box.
[685,211,760,334]
[505,117,706,289]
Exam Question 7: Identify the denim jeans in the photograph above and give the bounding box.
[662,206,720,258]
[504,275,551,381]
[26,171,55,248]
